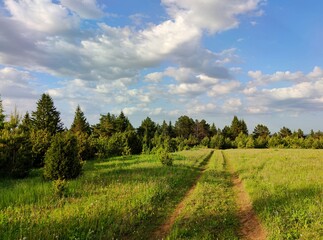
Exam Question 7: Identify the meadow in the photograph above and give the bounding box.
[0,149,212,240]
[0,148,322,240]
[224,149,323,240]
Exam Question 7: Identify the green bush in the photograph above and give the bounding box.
[44,132,82,180]
[157,148,173,166]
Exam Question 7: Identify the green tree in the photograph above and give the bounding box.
[0,110,32,178]
[19,112,32,133]
[31,93,63,135]
[70,105,91,134]
[115,111,133,132]
[138,117,156,151]
[230,116,248,140]
[30,129,52,167]
[0,95,5,130]
[278,126,292,138]
[175,115,194,139]
[193,119,210,141]
[253,124,270,139]
[44,132,82,180]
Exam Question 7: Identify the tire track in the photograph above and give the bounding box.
[222,151,267,240]
[151,151,213,240]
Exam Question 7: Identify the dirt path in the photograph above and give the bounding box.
[223,152,267,240]
[151,151,213,240]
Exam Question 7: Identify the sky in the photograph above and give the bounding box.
[0,0,322,133]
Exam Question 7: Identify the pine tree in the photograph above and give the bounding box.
[31,94,63,135]
[0,95,5,130]
[70,105,91,134]
[44,132,81,180]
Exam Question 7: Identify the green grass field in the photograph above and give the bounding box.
[0,149,212,240]
[224,149,323,240]
[1,149,322,239]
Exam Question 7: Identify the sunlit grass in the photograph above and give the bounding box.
[168,150,239,239]
[0,149,212,240]
[224,149,323,240]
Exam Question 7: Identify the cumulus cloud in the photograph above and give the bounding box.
[245,67,323,114]
[60,0,104,19]
[162,0,263,33]
[0,67,39,115]
[0,0,266,125]
[4,0,79,33]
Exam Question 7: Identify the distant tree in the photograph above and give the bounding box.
[31,93,63,135]
[0,95,5,130]
[253,124,270,139]
[93,113,116,137]
[222,126,232,139]
[230,116,248,140]
[19,112,32,133]
[138,117,156,151]
[209,133,225,149]
[294,129,305,138]
[193,119,210,141]
[278,127,292,138]
[0,110,32,178]
[70,105,91,134]
[44,132,82,180]
[209,123,218,136]
[175,115,194,139]
[115,111,133,132]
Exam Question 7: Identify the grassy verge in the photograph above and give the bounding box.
[224,149,323,240]
[167,150,239,239]
[0,149,212,240]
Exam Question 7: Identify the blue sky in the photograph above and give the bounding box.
[0,0,322,133]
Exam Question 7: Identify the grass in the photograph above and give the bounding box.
[224,149,323,240]
[0,149,212,240]
[167,150,239,239]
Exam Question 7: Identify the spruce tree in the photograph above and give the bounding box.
[31,93,63,135]
[70,105,90,134]
[0,95,5,130]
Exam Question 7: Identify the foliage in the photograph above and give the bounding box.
[30,129,52,167]
[31,93,63,135]
[0,95,5,130]
[53,178,68,198]
[70,105,91,134]
[43,132,82,180]
[230,115,248,140]
[157,148,173,166]
[0,111,32,178]
[175,115,194,139]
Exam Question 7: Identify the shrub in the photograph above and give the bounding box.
[157,148,173,166]
[44,132,82,180]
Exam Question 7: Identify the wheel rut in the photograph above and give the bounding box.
[151,151,213,240]
[222,151,267,240]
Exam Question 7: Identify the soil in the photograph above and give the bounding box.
[151,172,203,240]
[232,173,267,240]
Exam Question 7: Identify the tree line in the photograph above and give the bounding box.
[1,93,323,179]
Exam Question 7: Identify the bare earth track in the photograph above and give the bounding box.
[151,151,213,240]
[221,150,267,240]
[151,173,203,240]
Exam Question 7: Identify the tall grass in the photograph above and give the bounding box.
[0,149,212,240]
[167,150,239,239]
[224,149,323,239]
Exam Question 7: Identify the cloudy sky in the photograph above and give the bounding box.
[0,0,322,133]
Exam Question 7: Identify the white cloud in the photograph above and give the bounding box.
[222,98,242,113]
[162,0,263,33]
[245,67,323,114]
[4,0,79,33]
[60,0,104,19]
